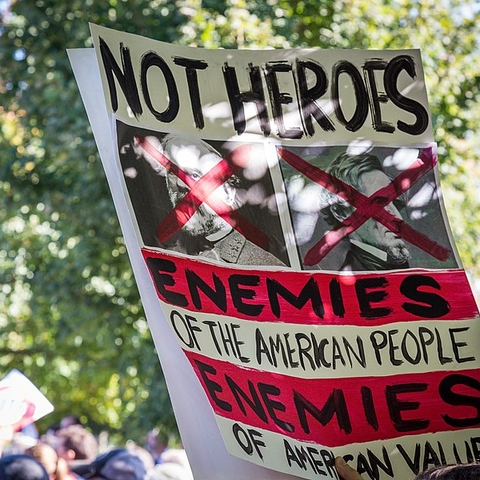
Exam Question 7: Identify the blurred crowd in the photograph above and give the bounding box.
[2,415,479,479]
[0,414,193,480]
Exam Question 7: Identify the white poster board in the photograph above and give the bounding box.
[69,25,480,480]
[0,370,54,431]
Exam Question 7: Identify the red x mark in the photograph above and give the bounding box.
[278,147,451,266]
[135,136,269,249]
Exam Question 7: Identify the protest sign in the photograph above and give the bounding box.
[0,370,54,432]
[69,24,480,480]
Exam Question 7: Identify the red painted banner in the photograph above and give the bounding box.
[142,249,478,326]
[186,350,480,448]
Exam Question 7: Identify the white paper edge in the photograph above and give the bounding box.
[67,47,301,480]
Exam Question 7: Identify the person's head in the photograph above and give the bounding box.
[415,462,480,479]
[59,414,83,429]
[55,424,98,462]
[160,134,239,238]
[25,442,59,479]
[334,457,480,480]
[145,428,168,460]
[80,448,147,480]
[127,443,155,472]
[0,453,49,480]
[321,151,410,265]
[158,449,190,470]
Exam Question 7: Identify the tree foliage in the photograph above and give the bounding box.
[1,0,480,443]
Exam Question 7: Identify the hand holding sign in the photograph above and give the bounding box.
[335,457,364,480]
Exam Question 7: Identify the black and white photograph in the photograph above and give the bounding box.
[280,144,460,271]
[117,121,289,267]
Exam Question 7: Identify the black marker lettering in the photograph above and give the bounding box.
[173,56,208,129]
[99,38,142,117]
[332,60,369,132]
[141,51,179,122]
[222,62,270,136]
[295,59,335,136]
[384,55,429,135]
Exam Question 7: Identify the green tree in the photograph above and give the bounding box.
[1,0,479,444]
[0,0,192,441]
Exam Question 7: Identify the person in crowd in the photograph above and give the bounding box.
[77,448,147,480]
[0,453,49,480]
[415,463,480,479]
[26,442,59,479]
[334,456,480,480]
[0,425,17,457]
[153,447,193,480]
[316,151,411,271]
[59,416,83,430]
[0,424,40,458]
[146,461,193,480]
[25,441,76,480]
[54,424,98,479]
[157,448,191,471]
[145,428,169,465]
[130,133,285,266]
[126,442,155,472]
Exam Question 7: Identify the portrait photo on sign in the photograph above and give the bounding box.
[116,121,289,267]
[279,144,459,271]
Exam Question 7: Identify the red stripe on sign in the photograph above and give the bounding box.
[186,351,480,448]
[142,249,479,325]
